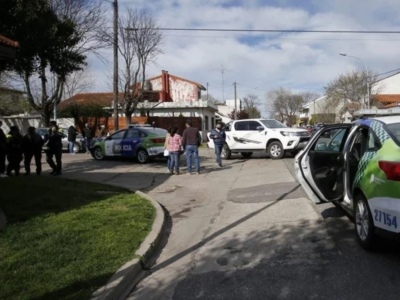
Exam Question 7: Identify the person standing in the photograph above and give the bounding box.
[22,126,44,175]
[167,126,182,175]
[44,121,63,175]
[5,126,23,176]
[164,127,172,173]
[182,120,202,175]
[209,122,226,167]
[83,123,93,153]
[0,121,7,177]
[67,125,77,154]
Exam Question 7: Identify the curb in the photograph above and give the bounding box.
[91,190,166,300]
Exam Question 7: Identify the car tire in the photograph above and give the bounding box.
[221,143,231,159]
[241,152,253,158]
[268,141,285,159]
[136,148,149,164]
[73,142,81,154]
[354,193,376,250]
[93,146,105,160]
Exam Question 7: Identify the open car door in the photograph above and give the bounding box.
[296,124,353,203]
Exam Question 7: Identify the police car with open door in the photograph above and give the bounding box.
[295,115,400,250]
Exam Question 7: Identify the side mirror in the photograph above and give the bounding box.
[256,126,264,131]
[315,142,327,151]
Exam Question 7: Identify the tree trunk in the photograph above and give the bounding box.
[41,109,52,127]
[125,112,132,125]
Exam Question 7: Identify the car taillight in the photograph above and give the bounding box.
[378,161,400,181]
[150,138,165,143]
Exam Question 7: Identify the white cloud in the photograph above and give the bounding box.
[87,0,400,114]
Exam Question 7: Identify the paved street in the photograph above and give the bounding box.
[47,149,400,299]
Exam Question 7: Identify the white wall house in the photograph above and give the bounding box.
[299,96,355,125]
[214,98,242,124]
[370,72,400,108]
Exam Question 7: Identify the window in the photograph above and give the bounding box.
[314,128,348,152]
[125,129,140,139]
[248,121,262,130]
[110,130,126,140]
[367,129,381,151]
[235,121,249,131]
[205,116,209,130]
[386,122,400,146]
[211,117,215,128]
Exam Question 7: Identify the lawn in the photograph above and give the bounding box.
[0,176,156,300]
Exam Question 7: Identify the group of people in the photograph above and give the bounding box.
[164,120,226,175]
[0,120,64,177]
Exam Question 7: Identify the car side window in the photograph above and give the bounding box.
[110,130,126,140]
[235,121,248,131]
[125,129,140,139]
[313,128,347,152]
[248,121,261,131]
[367,129,381,151]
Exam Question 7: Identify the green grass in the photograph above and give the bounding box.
[0,176,156,300]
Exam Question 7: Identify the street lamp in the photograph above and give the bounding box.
[339,53,370,109]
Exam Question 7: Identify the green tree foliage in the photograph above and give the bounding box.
[228,109,249,120]
[0,0,86,125]
[58,103,111,119]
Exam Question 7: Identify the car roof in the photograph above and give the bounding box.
[371,116,400,125]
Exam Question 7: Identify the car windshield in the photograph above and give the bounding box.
[36,128,48,136]
[386,122,400,146]
[140,127,168,136]
[259,120,287,129]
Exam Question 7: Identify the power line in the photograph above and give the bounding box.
[127,27,400,34]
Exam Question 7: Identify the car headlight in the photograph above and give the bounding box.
[280,131,310,137]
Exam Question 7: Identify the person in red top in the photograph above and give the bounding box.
[166,126,182,175]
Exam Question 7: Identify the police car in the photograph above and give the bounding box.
[295,113,400,250]
[91,125,167,163]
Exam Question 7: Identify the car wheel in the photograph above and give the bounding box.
[73,142,81,154]
[221,144,231,159]
[93,146,105,160]
[136,148,149,164]
[354,193,376,250]
[241,152,253,158]
[268,141,285,159]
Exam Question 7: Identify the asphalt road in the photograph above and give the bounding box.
[57,151,400,300]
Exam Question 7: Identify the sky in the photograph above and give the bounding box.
[87,0,400,116]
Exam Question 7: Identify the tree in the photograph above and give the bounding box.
[324,69,377,110]
[242,93,261,118]
[204,94,220,105]
[228,109,249,120]
[0,0,105,125]
[100,8,163,124]
[267,88,306,127]
[63,69,94,99]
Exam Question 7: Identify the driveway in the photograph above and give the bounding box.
[48,149,400,299]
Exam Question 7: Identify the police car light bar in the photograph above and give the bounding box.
[353,107,400,118]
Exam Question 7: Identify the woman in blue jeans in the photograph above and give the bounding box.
[166,127,182,175]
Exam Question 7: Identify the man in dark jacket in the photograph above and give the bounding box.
[0,121,7,177]
[82,123,93,154]
[209,122,226,167]
[44,121,63,175]
[22,126,44,175]
[67,125,77,154]
[6,126,23,176]
[182,120,202,174]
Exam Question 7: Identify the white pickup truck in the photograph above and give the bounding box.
[207,119,311,159]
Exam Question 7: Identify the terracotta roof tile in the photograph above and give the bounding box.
[0,35,19,48]
[373,94,400,104]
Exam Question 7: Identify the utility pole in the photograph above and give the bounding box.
[233,82,237,120]
[113,0,119,131]
[206,82,209,101]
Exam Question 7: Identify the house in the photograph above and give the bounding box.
[60,70,218,137]
[214,99,242,124]
[0,35,19,61]
[371,72,400,108]
[299,96,359,125]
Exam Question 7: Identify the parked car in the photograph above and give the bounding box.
[207,119,311,159]
[91,125,167,163]
[295,116,400,250]
[36,127,86,153]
